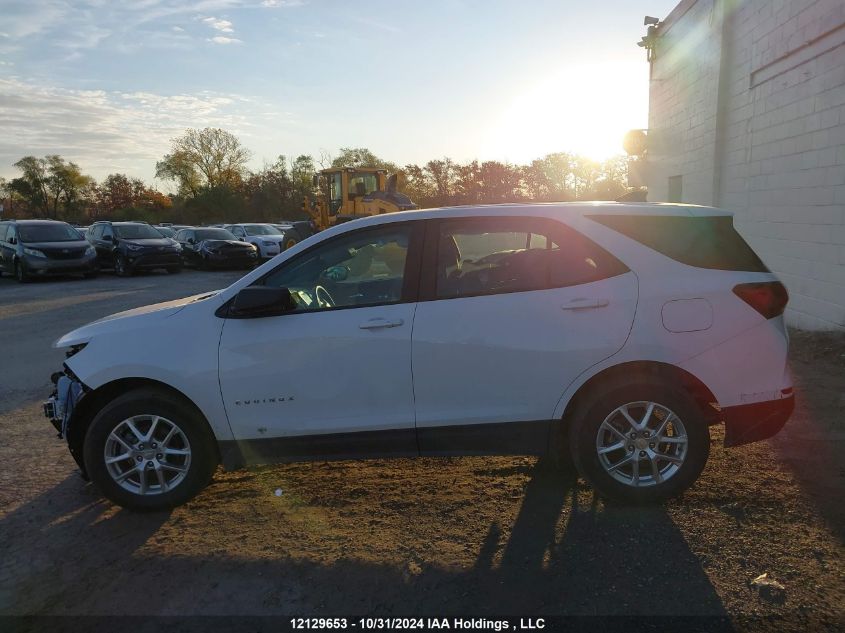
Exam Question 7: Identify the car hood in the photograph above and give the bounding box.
[54,290,220,348]
[23,240,90,251]
[120,238,174,247]
[203,239,253,248]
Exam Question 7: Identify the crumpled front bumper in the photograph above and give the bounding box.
[722,391,795,447]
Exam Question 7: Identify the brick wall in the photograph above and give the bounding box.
[647,0,845,330]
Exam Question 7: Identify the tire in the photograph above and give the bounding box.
[569,377,710,504]
[167,266,182,274]
[282,228,304,251]
[115,254,132,277]
[83,388,218,510]
[15,261,30,283]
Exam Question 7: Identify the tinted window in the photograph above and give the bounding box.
[113,224,164,240]
[589,215,769,272]
[91,225,104,239]
[17,223,82,243]
[196,228,237,241]
[436,218,628,299]
[261,225,411,311]
[0,224,9,242]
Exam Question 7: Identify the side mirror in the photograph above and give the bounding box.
[187,238,195,245]
[8,237,16,245]
[228,287,297,318]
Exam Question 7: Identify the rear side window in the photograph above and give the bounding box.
[589,215,769,272]
[435,218,629,299]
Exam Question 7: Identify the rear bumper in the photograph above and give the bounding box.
[723,393,794,447]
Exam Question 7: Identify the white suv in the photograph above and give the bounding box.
[45,203,794,510]
[224,223,286,260]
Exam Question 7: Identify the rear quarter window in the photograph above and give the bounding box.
[589,215,769,272]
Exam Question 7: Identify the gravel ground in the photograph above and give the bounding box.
[0,270,842,631]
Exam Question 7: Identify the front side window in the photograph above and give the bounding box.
[436,218,628,299]
[348,172,378,198]
[328,172,343,215]
[261,225,412,311]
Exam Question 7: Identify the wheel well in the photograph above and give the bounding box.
[561,361,721,427]
[67,377,220,475]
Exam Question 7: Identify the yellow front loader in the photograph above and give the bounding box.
[303,167,417,232]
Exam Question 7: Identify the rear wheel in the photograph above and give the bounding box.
[569,378,710,503]
[83,388,218,510]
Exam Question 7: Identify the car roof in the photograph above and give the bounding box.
[337,201,731,229]
[5,219,70,225]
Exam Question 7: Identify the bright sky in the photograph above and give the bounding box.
[0,0,680,184]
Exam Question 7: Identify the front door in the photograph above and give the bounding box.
[411,216,638,454]
[218,221,423,463]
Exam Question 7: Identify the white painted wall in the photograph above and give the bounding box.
[646,0,845,330]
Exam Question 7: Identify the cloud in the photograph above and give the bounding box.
[172,26,184,32]
[208,36,242,45]
[0,77,269,181]
[261,0,305,7]
[201,16,234,32]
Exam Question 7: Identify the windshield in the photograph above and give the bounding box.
[244,224,277,236]
[196,229,237,241]
[18,224,82,243]
[113,224,165,240]
[349,172,379,196]
[155,227,175,238]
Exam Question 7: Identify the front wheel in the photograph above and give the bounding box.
[15,261,30,283]
[115,255,132,277]
[569,379,710,504]
[83,388,218,510]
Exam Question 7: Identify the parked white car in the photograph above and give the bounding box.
[223,223,286,260]
[46,203,794,510]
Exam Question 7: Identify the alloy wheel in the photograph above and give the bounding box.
[595,401,688,487]
[104,414,192,495]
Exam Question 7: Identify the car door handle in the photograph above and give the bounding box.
[561,298,609,310]
[359,318,404,329]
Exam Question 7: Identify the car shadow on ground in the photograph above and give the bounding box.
[0,458,731,628]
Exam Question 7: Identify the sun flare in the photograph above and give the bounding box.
[487,61,649,163]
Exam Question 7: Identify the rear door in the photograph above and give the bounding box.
[411,216,638,454]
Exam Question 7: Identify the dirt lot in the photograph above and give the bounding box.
[0,271,842,631]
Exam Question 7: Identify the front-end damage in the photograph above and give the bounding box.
[44,345,91,477]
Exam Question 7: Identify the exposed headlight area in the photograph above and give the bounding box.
[85,245,96,256]
[125,243,144,252]
[24,247,46,258]
[65,343,88,359]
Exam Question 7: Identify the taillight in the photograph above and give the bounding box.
[732,281,788,319]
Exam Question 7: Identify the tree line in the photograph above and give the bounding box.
[0,127,631,225]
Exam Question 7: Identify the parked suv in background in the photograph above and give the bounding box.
[87,221,183,276]
[223,224,287,260]
[0,219,98,282]
[46,203,793,510]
